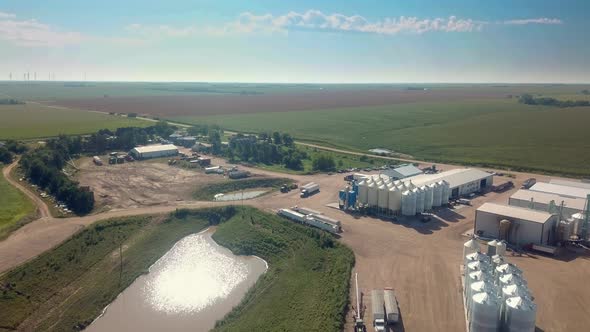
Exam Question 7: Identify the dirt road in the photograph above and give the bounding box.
[2,159,50,219]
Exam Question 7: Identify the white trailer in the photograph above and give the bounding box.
[277,209,306,223]
[292,206,323,216]
[371,289,386,332]
[383,288,399,324]
[300,182,320,198]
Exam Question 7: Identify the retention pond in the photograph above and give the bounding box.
[86,228,267,332]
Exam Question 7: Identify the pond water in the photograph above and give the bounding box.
[214,190,268,201]
[86,229,267,332]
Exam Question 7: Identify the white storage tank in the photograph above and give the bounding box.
[469,292,501,332]
[468,281,497,315]
[441,180,450,204]
[491,255,504,268]
[496,263,523,277]
[504,296,537,332]
[415,187,425,213]
[406,181,416,190]
[367,182,378,207]
[496,240,507,256]
[393,180,402,186]
[487,239,498,256]
[463,238,480,258]
[498,273,527,288]
[401,190,417,216]
[501,284,531,302]
[465,252,491,266]
[432,182,443,207]
[424,184,434,210]
[388,186,402,212]
[378,185,389,209]
[358,180,368,205]
[466,270,492,297]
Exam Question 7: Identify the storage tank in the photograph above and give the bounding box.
[367,182,378,207]
[469,292,501,332]
[432,182,443,207]
[491,255,504,268]
[393,180,402,186]
[463,238,480,258]
[348,190,357,207]
[498,273,527,288]
[466,270,492,297]
[388,186,402,213]
[465,252,491,266]
[358,180,368,205]
[468,282,497,316]
[496,241,507,256]
[496,263,523,278]
[401,190,417,216]
[406,181,416,190]
[415,187,425,213]
[441,180,450,204]
[499,219,512,241]
[425,184,434,210]
[501,284,531,302]
[378,185,389,209]
[571,213,585,236]
[487,239,498,256]
[504,296,537,332]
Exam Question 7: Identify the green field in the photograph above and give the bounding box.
[0,166,35,240]
[179,99,590,177]
[0,207,354,332]
[0,104,150,140]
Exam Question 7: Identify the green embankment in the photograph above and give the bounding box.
[192,177,292,200]
[0,207,354,332]
[180,99,590,177]
[0,104,150,140]
[0,166,35,240]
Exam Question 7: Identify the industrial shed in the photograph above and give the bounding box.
[129,144,178,159]
[529,182,590,199]
[383,164,422,179]
[404,168,493,198]
[475,202,557,246]
[509,189,586,219]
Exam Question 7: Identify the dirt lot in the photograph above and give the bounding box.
[76,158,223,210]
[46,88,505,117]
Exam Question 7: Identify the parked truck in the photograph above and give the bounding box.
[383,288,400,325]
[522,178,537,189]
[300,182,320,198]
[371,289,386,332]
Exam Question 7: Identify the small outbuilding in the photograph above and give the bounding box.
[475,202,558,246]
[130,144,178,160]
[191,142,212,153]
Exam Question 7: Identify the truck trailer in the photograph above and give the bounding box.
[383,288,399,325]
[300,182,320,198]
[371,289,386,332]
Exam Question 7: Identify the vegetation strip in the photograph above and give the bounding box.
[0,206,354,332]
[0,166,35,240]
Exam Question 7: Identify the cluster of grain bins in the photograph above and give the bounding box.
[463,239,536,332]
[278,207,341,234]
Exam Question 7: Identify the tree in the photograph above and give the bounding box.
[281,133,294,146]
[154,120,174,137]
[0,147,13,164]
[312,154,336,172]
[272,132,282,145]
[209,130,222,155]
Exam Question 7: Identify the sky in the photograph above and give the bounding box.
[0,0,589,83]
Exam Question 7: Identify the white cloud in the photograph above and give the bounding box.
[125,23,197,37]
[502,18,563,25]
[0,11,16,18]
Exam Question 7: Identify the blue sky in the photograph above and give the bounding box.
[0,0,588,83]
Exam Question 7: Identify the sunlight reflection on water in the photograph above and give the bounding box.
[143,234,248,314]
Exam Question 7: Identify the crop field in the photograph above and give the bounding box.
[0,166,35,240]
[0,103,149,140]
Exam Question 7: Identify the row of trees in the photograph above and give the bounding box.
[519,94,590,107]
[0,98,24,105]
[0,140,28,164]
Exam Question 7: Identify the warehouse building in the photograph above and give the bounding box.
[529,182,590,199]
[383,164,423,180]
[509,189,586,219]
[129,144,178,160]
[404,168,493,198]
[550,179,590,189]
[475,202,557,246]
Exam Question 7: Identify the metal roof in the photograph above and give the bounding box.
[384,164,422,178]
[404,168,491,189]
[529,182,590,199]
[132,144,178,154]
[549,179,590,190]
[477,202,554,224]
[510,189,586,211]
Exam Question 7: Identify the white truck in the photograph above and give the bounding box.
[383,288,400,325]
[371,289,386,332]
[300,182,320,198]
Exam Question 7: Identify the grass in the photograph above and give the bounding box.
[192,177,292,200]
[0,166,35,240]
[0,206,354,332]
[0,104,150,140]
[179,99,590,177]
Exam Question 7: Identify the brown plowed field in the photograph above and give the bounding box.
[48,88,504,117]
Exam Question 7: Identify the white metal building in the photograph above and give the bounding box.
[509,189,586,219]
[403,168,493,198]
[383,164,423,179]
[549,179,590,189]
[475,203,558,246]
[130,144,178,159]
[529,182,590,199]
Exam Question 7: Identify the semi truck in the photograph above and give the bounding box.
[383,288,400,324]
[371,289,386,332]
[300,182,320,198]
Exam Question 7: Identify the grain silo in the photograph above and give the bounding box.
[358,180,368,205]
[401,190,417,216]
[423,184,434,210]
[491,255,505,268]
[388,186,402,213]
[463,238,480,258]
[469,292,501,332]
[468,281,497,316]
[440,180,450,204]
[498,274,527,288]
[496,241,507,256]
[432,182,443,207]
[368,182,378,207]
[495,263,523,278]
[415,187,425,213]
[466,270,492,298]
[465,252,491,266]
[378,185,389,210]
[487,239,498,256]
[503,296,536,332]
